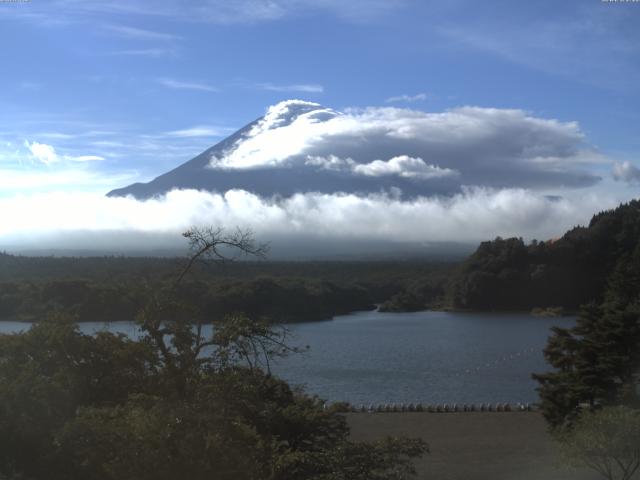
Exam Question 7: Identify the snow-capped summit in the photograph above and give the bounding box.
[256,100,338,131]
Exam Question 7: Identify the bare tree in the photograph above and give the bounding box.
[175,226,269,287]
[136,226,298,396]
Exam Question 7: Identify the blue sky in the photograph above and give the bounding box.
[0,0,639,252]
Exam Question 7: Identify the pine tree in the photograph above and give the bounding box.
[534,240,640,428]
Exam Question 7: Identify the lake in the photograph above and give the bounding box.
[0,310,574,406]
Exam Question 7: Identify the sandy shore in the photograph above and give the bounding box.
[347,412,602,480]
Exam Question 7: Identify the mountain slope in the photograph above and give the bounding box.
[106,100,460,199]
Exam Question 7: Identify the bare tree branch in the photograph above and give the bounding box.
[175,226,269,287]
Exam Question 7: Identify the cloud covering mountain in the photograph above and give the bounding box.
[108,100,602,199]
[2,100,634,257]
[0,187,622,257]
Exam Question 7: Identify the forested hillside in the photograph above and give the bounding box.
[448,200,640,311]
[0,254,453,323]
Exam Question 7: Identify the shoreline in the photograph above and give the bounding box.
[0,306,577,325]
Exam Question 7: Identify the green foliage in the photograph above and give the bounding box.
[0,228,428,479]
[1,224,429,480]
[0,277,376,324]
[533,301,640,427]
[0,315,426,480]
[448,200,640,311]
[533,208,640,428]
[555,406,640,480]
[0,256,455,323]
[378,277,445,312]
[0,317,159,479]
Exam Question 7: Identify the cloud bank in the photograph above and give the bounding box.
[206,100,604,194]
[0,187,624,255]
[3,100,629,256]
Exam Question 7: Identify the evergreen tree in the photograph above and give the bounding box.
[533,238,640,428]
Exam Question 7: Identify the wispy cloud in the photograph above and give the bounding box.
[164,126,233,138]
[35,130,119,141]
[103,24,182,41]
[110,48,176,57]
[5,0,404,27]
[157,78,218,92]
[37,132,75,140]
[0,168,135,196]
[256,83,324,93]
[437,4,640,92]
[23,141,105,165]
[68,155,105,162]
[386,93,428,103]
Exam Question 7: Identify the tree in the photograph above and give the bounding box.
[0,226,428,480]
[448,200,640,312]
[555,406,640,480]
[533,246,640,428]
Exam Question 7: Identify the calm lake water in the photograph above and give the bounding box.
[0,310,574,406]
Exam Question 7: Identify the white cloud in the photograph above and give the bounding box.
[304,154,458,180]
[257,83,324,93]
[22,141,106,165]
[37,132,75,140]
[304,154,354,171]
[165,126,232,138]
[0,187,626,252]
[110,48,175,57]
[386,93,428,103]
[209,100,602,191]
[25,141,59,165]
[7,0,403,28]
[68,155,105,162]
[353,155,458,179]
[157,78,218,92]
[613,161,640,183]
[0,167,133,195]
[103,24,182,41]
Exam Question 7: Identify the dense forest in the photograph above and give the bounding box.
[0,253,453,323]
[2,200,639,321]
[447,200,640,311]
[378,200,640,313]
[531,202,640,430]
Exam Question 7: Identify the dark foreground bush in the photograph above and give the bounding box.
[0,315,427,480]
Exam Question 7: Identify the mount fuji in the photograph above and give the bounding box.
[8,101,612,259]
[107,100,462,199]
[108,99,599,201]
